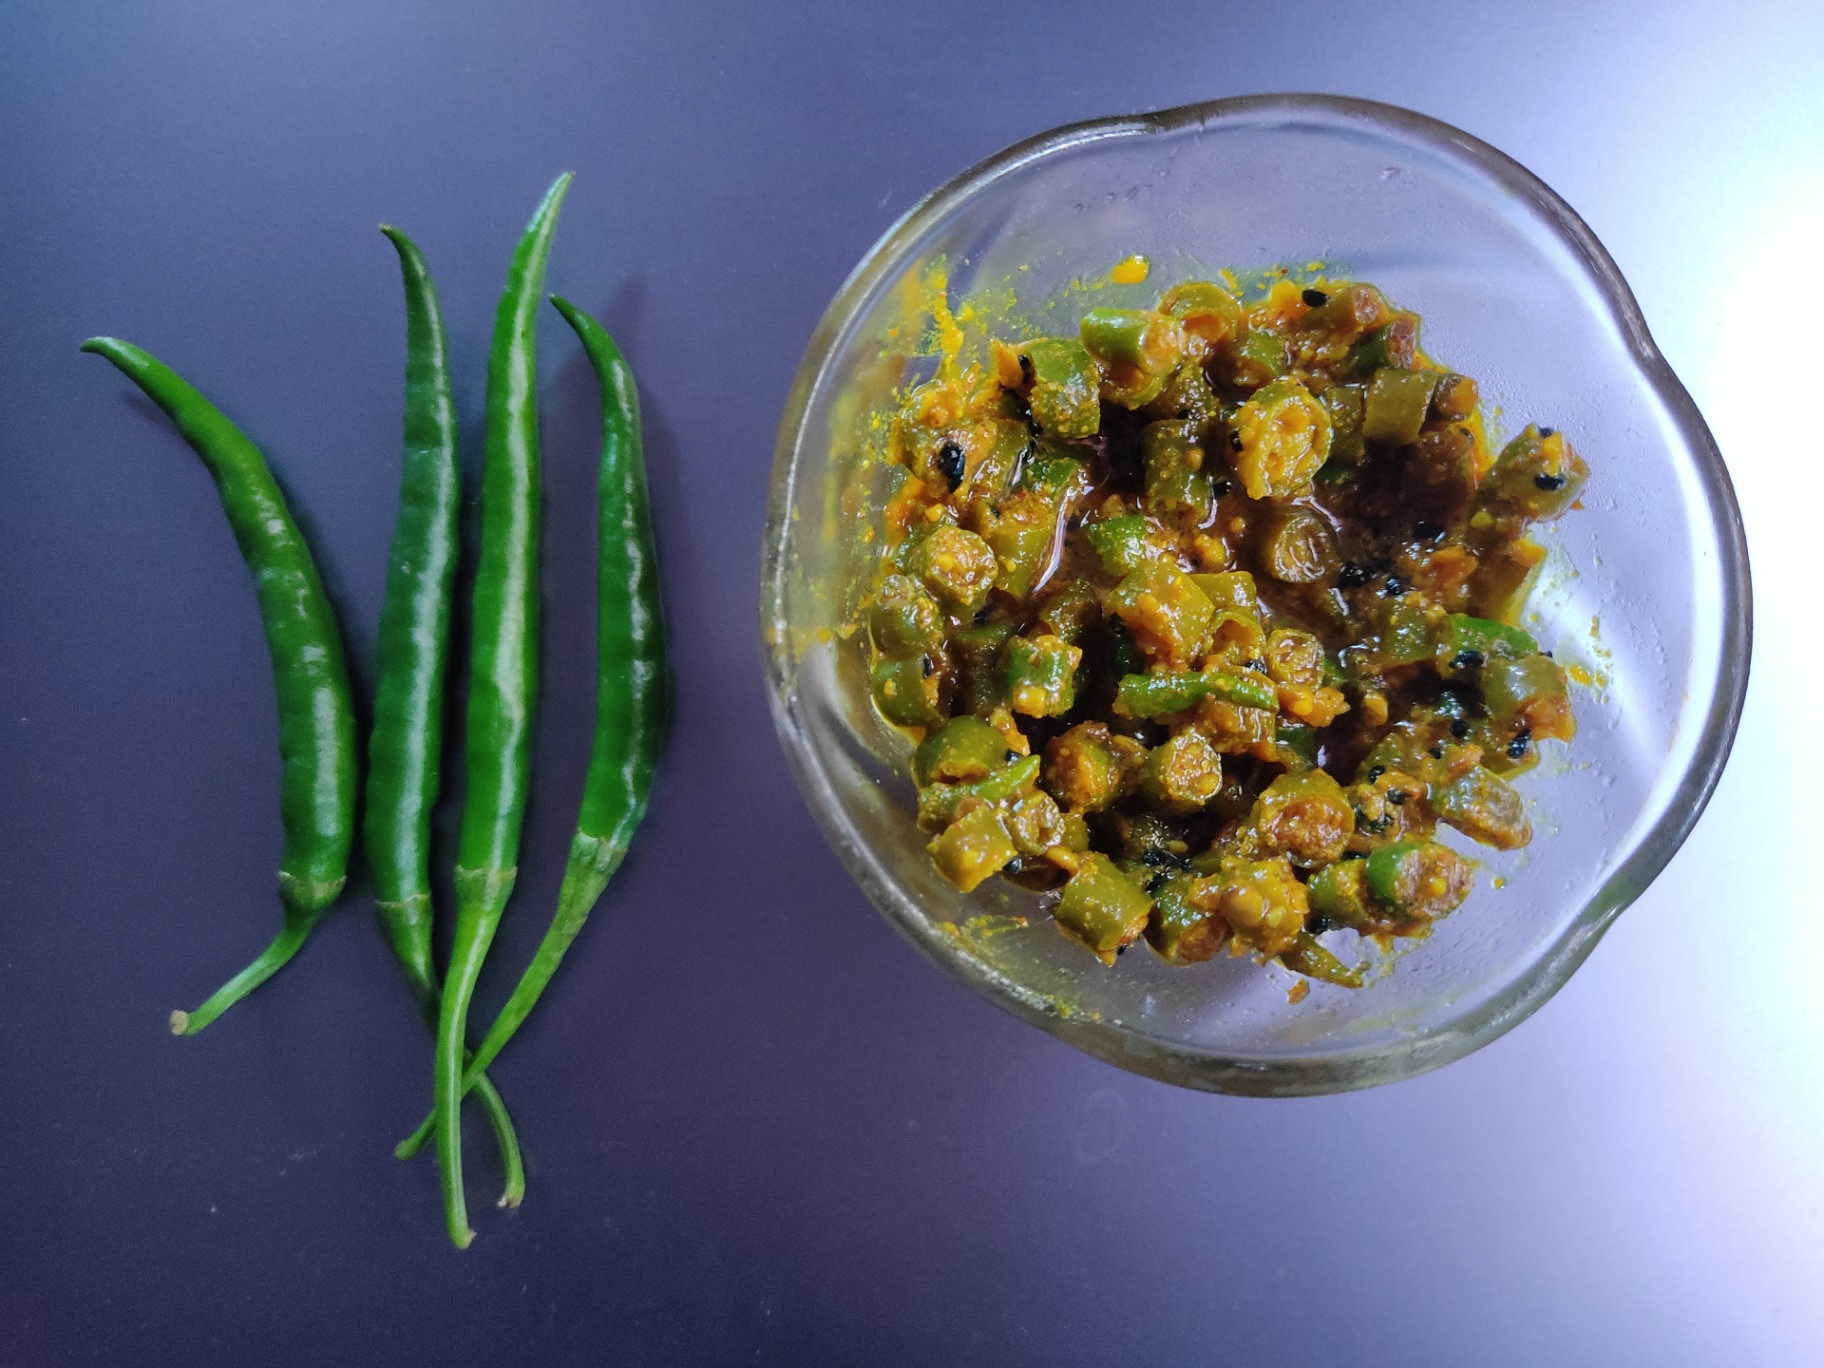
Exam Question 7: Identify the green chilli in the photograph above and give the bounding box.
[367,226,523,1206]
[80,337,358,1035]
[399,294,668,1167]
[434,172,571,1248]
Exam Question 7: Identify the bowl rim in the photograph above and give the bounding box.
[761,92,1753,1095]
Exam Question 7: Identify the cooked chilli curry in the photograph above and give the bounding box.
[860,270,1585,988]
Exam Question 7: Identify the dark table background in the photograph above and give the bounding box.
[2,2,1818,1364]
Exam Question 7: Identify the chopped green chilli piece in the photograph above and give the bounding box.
[1322,384,1367,463]
[1037,578,1101,645]
[1440,613,1536,665]
[1481,653,1574,742]
[1106,559,1214,664]
[1342,314,1419,377]
[1246,771,1353,867]
[1205,856,1307,957]
[1263,629,1323,687]
[870,655,945,727]
[1431,768,1531,850]
[1378,595,1436,665]
[907,523,997,614]
[1080,307,1186,408]
[1021,337,1101,439]
[1308,860,1374,928]
[1146,871,1224,963]
[1275,723,1319,772]
[1160,280,1243,355]
[1362,367,1441,447]
[913,715,1010,786]
[1146,363,1222,432]
[869,573,947,656]
[1054,853,1154,958]
[1258,506,1337,585]
[1280,932,1364,988]
[1004,787,1066,856]
[960,419,1028,504]
[1044,721,1146,813]
[1018,452,1089,497]
[1141,420,1213,521]
[1113,669,1277,719]
[916,754,1041,830]
[1005,633,1081,718]
[1364,841,1474,920]
[1193,570,1266,653]
[950,620,1014,716]
[1191,570,1259,614]
[928,803,1018,892]
[1086,514,1160,578]
[1233,377,1331,499]
[1232,328,1289,387]
[1431,373,1479,421]
[1297,283,1391,344]
[1483,426,1589,519]
[1141,730,1223,813]
[973,495,1058,599]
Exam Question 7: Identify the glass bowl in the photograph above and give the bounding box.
[761,94,1750,1096]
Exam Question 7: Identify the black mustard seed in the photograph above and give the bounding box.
[935,441,966,490]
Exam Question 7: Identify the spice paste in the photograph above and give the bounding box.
[862,273,1585,985]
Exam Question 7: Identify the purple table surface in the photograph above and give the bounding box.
[1,2,1817,1364]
